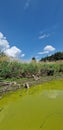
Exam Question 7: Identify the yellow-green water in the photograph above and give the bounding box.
[0,79,63,130]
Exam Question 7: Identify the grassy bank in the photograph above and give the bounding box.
[0,60,63,79]
[0,57,63,97]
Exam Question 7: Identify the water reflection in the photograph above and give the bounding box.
[0,85,63,130]
[45,90,63,99]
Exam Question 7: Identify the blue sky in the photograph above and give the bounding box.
[0,0,63,60]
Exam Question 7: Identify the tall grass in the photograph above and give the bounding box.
[0,60,63,79]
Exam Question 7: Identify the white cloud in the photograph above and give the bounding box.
[0,32,25,58]
[21,54,25,57]
[24,0,31,10]
[0,32,10,52]
[4,46,21,58]
[38,33,50,39]
[0,32,6,40]
[44,45,55,51]
[38,45,56,55]
[38,51,49,55]
[0,32,4,39]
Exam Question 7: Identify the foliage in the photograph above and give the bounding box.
[32,57,36,62]
[0,52,63,79]
[40,52,63,62]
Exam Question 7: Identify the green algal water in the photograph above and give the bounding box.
[0,79,63,130]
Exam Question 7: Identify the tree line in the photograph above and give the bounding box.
[40,52,63,62]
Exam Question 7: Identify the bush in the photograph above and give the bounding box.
[0,59,63,79]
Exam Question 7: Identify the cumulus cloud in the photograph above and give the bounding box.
[24,0,31,10]
[0,32,10,52]
[38,51,49,55]
[4,46,22,58]
[21,54,25,57]
[38,45,56,55]
[38,33,50,40]
[0,32,4,39]
[44,45,55,51]
[0,32,25,58]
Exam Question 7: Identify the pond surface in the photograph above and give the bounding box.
[0,79,63,130]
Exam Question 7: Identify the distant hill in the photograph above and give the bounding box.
[40,52,63,62]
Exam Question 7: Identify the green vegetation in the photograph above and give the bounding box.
[0,59,63,79]
[0,52,63,96]
[40,52,63,62]
[0,52,63,130]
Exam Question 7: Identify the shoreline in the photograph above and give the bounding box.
[0,74,63,98]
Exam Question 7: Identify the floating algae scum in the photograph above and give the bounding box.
[0,79,63,130]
